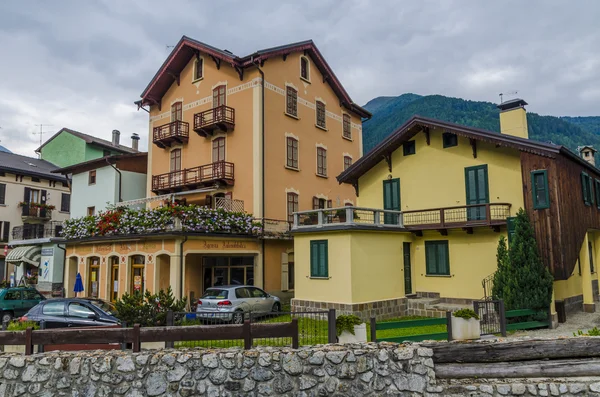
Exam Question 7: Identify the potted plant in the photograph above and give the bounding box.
[336,209,347,223]
[451,308,480,340]
[336,314,367,343]
[26,274,38,286]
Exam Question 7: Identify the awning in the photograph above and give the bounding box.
[5,246,41,267]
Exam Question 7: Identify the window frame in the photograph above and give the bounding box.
[442,132,458,148]
[582,172,594,206]
[87,206,95,216]
[193,57,204,81]
[212,137,226,162]
[342,114,352,140]
[287,192,299,224]
[60,193,70,213]
[595,179,600,210]
[285,87,298,118]
[403,141,416,156]
[531,170,550,210]
[88,170,96,185]
[213,85,226,107]
[286,137,299,170]
[316,147,327,177]
[425,240,450,276]
[171,101,183,122]
[170,148,182,172]
[316,101,326,130]
[310,240,329,278]
[0,183,5,205]
[343,155,352,171]
[300,56,310,82]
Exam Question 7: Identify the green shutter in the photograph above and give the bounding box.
[310,240,328,278]
[582,172,590,205]
[531,170,549,210]
[426,243,436,275]
[310,242,318,276]
[507,216,516,245]
[596,180,600,209]
[425,241,449,275]
[590,176,595,206]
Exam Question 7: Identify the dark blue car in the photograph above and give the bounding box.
[22,298,120,329]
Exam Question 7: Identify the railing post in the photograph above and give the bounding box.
[291,318,299,349]
[370,317,377,342]
[293,213,299,229]
[165,311,174,349]
[121,321,128,351]
[25,327,33,356]
[38,320,46,353]
[317,210,324,227]
[2,319,8,331]
[132,324,141,353]
[485,203,491,222]
[374,210,380,225]
[446,311,453,341]
[499,300,507,337]
[346,208,354,224]
[243,320,252,350]
[327,309,337,344]
[440,209,445,227]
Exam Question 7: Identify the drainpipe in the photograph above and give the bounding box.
[253,57,266,289]
[106,158,123,203]
[56,244,66,298]
[179,236,188,301]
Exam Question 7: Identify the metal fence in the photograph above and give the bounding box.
[172,309,333,349]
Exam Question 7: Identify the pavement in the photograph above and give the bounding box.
[509,310,600,338]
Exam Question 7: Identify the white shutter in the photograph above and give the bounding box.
[281,253,289,291]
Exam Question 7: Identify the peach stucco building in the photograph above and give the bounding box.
[63,36,370,305]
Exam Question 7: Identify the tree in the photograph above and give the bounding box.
[493,208,553,311]
[491,236,509,300]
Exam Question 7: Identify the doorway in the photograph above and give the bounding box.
[202,256,255,289]
[88,257,100,298]
[383,178,400,224]
[465,165,489,221]
[403,242,412,295]
[110,256,119,302]
[130,255,145,294]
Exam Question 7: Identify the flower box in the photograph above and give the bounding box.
[451,316,481,340]
[338,323,367,343]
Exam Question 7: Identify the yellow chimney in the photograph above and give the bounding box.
[497,98,529,139]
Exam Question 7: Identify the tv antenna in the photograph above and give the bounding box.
[33,124,54,149]
[166,45,175,50]
[499,91,518,104]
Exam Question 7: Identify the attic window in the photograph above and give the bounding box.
[443,132,458,148]
[194,57,203,81]
[31,177,40,183]
[300,56,310,82]
[403,141,416,156]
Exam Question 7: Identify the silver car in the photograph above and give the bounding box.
[195,285,281,324]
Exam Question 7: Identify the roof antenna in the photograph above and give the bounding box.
[499,91,518,104]
[33,124,53,158]
[166,45,175,51]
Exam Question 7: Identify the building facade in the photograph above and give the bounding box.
[292,99,600,321]
[62,36,369,304]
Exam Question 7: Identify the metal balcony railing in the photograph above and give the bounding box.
[12,222,63,241]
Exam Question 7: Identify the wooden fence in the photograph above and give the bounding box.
[1,319,299,355]
[370,312,452,343]
[504,308,550,331]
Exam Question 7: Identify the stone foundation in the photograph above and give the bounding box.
[291,297,407,321]
[594,279,599,302]
[564,294,584,314]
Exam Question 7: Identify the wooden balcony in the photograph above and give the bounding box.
[151,161,234,194]
[152,120,189,148]
[21,206,52,221]
[193,105,235,137]
[402,203,511,235]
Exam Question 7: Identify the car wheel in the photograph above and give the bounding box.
[2,312,13,324]
[272,302,281,313]
[232,311,244,325]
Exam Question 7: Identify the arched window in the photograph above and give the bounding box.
[287,192,298,223]
[300,56,310,81]
[286,137,299,169]
[194,57,203,81]
[130,255,145,294]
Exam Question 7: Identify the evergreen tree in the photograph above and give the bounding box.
[492,236,509,300]
[494,208,554,311]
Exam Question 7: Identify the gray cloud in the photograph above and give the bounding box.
[0,0,598,156]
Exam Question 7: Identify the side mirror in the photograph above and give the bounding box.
[87,313,98,320]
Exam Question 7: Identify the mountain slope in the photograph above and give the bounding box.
[362,94,600,157]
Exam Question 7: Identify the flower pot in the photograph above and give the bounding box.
[450,317,481,341]
[337,213,347,223]
[338,323,367,343]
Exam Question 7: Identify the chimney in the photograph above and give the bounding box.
[496,98,529,139]
[112,130,120,146]
[131,133,140,151]
[578,146,597,165]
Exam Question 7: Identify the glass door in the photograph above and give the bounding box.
[465,165,489,221]
[111,263,119,302]
[88,258,100,298]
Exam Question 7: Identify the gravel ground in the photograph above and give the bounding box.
[508,311,600,338]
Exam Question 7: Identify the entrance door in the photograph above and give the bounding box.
[111,263,119,302]
[383,178,400,224]
[465,165,489,221]
[89,262,100,298]
[403,242,412,295]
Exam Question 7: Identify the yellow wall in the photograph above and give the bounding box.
[263,240,294,293]
[554,231,599,302]
[499,108,528,139]
[357,127,524,215]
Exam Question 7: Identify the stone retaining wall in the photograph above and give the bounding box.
[291,297,407,321]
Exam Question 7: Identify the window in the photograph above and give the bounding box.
[212,137,226,162]
[194,57,203,80]
[286,87,298,117]
[42,301,65,316]
[316,101,326,129]
[68,302,95,318]
[170,149,182,171]
[312,197,329,209]
[531,170,549,209]
[103,150,111,157]
[213,85,226,108]
[88,170,96,185]
[62,181,69,187]
[286,137,299,169]
[61,193,70,213]
[595,179,600,210]
[310,240,328,278]
[344,156,352,171]
[87,206,95,216]
[31,177,40,183]
[343,114,351,140]
[171,102,182,122]
[403,141,416,156]
[300,56,310,81]
[425,241,450,276]
[23,290,43,301]
[443,132,458,148]
[3,290,20,300]
[507,216,516,245]
[316,147,327,176]
[287,192,299,223]
[0,183,5,205]
[581,172,594,206]
[29,189,40,204]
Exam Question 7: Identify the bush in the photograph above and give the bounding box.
[336,315,363,336]
[453,309,479,320]
[114,286,187,327]
[492,209,553,311]
[7,321,39,331]
[574,327,600,337]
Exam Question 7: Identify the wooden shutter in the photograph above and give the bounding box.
[319,242,328,277]
[425,243,437,275]
[439,243,449,275]
[40,190,48,217]
[61,193,70,212]
[327,200,332,208]
[312,196,319,210]
[310,242,318,277]
[22,187,31,216]
[281,253,289,291]
[582,172,589,204]
[0,183,5,205]
[2,222,9,242]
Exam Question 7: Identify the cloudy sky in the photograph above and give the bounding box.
[0,1,598,157]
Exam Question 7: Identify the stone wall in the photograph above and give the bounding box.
[291,297,408,321]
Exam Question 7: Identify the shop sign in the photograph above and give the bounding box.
[201,240,249,250]
[41,248,54,256]
[96,244,112,253]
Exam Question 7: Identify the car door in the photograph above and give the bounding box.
[22,289,44,313]
[40,301,67,329]
[248,287,271,312]
[3,289,23,317]
[66,302,98,327]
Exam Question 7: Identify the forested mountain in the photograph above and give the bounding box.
[362,94,600,159]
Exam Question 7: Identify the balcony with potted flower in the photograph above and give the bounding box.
[18,202,55,221]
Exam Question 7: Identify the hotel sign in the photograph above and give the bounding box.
[201,241,249,250]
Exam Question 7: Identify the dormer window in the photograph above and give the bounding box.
[194,57,203,81]
[300,56,310,82]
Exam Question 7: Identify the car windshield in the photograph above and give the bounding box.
[88,300,114,315]
[201,289,229,299]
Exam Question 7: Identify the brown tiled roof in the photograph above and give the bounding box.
[337,115,598,184]
[35,128,138,154]
[138,36,371,119]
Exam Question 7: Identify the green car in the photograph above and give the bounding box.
[0,287,46,323]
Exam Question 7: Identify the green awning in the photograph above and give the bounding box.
[6,246,41,267]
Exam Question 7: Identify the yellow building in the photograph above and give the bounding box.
[292,99,600,320]
[63,36,370,304]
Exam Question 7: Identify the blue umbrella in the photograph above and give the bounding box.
[74,272,84,297]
